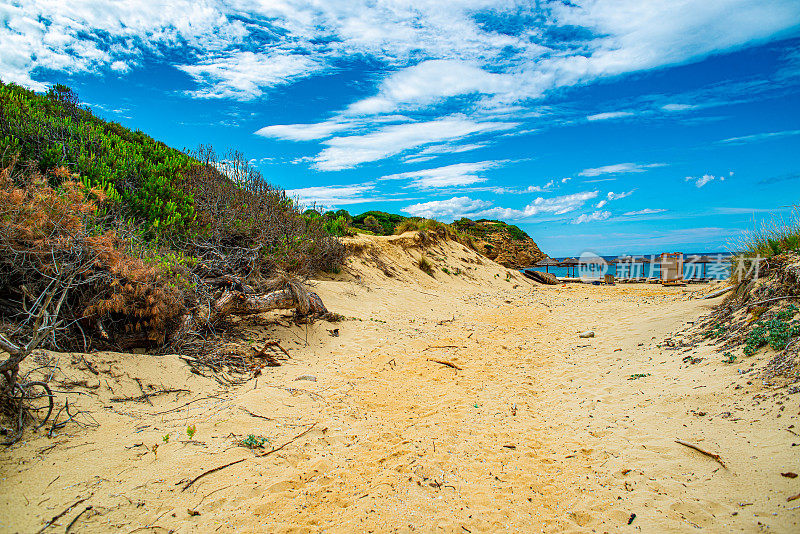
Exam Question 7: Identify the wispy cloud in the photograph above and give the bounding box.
[403,191,598,220]
[284,183,399,207]
[685,172,732,188]
[579,163,665,177]
[380,161,507,189]
[178,52,323,100]
[586,111,635,121]
[311,117,518,170]
[574,211,611,224]
[661,103,696,112]
[595,189,635,208]
[623,208,667,216]
[718,129,800,145]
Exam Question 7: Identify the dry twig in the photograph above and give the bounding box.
[427,359,462,370]
[675,439,727,468]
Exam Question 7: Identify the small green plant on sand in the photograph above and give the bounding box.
[705,322,727,339]
[743,305,799,356]
[722,351,737,364]
[186,425,196,440]
[238,434,269,449]
[628,373,651,380]
[162,433,170,443]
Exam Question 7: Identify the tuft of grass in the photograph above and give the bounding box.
[395,218,453,239]
[729,206,800,281]
[418,255,434,276]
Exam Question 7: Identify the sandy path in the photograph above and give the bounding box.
[2,238,799,532]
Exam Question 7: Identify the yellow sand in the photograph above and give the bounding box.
[1,234,798,532]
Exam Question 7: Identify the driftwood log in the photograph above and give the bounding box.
[171,284,330,344]
[523,270,559,285]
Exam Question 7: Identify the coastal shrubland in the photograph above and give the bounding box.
[0,81,345,440]
[697,208,800,383]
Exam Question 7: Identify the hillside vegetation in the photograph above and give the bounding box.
[305,207,546,269]
[0,81,349,441]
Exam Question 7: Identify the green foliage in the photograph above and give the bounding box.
[395,218,452,238]
[162,433,170,443]
[362,215,382,234]
[0,81,196,234]
[722,351,737,364]
[705,322,728,338]
[453,218,530,241]
[186,424,196,439]
[323,215,352,237]
[730,206,800,280]
[351,211,406,235]
[743,305,799,355]
[628,373,651,380]
[238,434,269,449]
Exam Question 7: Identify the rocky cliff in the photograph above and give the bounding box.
[453,219,546,269]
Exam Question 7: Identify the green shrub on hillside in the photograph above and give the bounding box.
[0,81,195,233]
[351,211,406,235]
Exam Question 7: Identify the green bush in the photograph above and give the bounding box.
[743,305,800,355]
[0,81,195,234]
[351,211,406,235]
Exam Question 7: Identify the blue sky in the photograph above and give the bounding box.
[2,1,799,256]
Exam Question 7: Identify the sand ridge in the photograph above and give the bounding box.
[1,235,799,532]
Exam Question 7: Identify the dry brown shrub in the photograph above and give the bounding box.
[0,162,186,349]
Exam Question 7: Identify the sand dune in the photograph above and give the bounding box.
[2,234,798,532]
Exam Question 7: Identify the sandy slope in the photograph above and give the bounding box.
[1,234,798,533]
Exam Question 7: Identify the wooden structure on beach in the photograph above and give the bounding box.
[660,252,684,285]
[559,257,579,278]
[533,257,561,274]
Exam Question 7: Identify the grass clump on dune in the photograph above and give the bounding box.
[728,206,800,283]
[417,255,434,276]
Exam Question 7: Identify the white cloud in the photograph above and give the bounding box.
[285,183,382,207]
[403,196,495,220]
[718,129,800,145]
[403,191,598,221]
[685,174,727,187]
[345,59,518,115]
[178,52,323,100]
[312,117,517,170]
[661,103,696,112]
[606,190,635,200]
[380,161,506,189]
[526,181,555,192]
[255,120,359,142]
[586,111,635,121]
[6,1,798,111]
[574,211,611,224]
[579,162,665,177]
[623,208,667,215]
[408,142,487,159]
